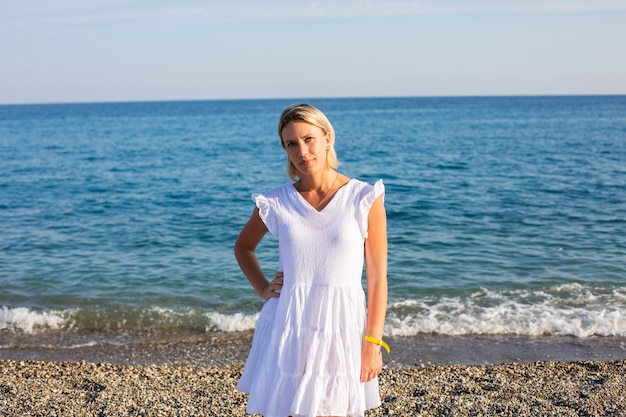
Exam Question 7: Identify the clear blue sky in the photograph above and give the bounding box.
[1,1,625,104]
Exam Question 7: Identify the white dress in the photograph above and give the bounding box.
[237,178,385,417]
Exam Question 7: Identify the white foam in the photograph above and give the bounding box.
[0,306,68,334]
[205,311,259,332]
[385,285,626,337]
[141,306,260,332]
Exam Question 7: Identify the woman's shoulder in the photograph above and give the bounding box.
[348,178,385,208]
[347,178,384,193]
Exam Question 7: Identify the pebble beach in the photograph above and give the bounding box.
[2,335,625,416]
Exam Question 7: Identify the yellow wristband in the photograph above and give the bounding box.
[364,336,390,354]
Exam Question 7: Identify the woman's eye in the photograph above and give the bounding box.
[304,137,313,142]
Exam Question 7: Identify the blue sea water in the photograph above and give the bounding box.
[1,96,626,348]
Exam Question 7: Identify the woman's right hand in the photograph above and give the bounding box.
[261,272,283,300]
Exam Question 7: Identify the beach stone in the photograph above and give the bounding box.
[0,359,625,416]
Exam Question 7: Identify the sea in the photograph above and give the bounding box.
[1,96,626,359]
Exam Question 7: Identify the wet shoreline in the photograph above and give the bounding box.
[2,333,625,368]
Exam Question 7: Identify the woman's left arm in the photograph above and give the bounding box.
[361,195,388,382]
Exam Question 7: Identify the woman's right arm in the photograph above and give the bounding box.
[234,207,282,300]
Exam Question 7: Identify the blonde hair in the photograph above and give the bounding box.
[278,104,340,180]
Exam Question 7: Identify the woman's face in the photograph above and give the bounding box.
[281,122,330,177]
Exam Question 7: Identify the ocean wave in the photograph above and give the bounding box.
[204,311,259,332]
[0,305,261,336]
[2,284,625,339]
[0,306,70,334]
[386,283,626,337]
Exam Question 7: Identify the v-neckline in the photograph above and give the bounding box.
[292,178,354,213]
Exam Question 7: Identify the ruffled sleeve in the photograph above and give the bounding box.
[252,193,278,236]
[358,179,385,238]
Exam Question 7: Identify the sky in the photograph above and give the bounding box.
[1,0,625,104]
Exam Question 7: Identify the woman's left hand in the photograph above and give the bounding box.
[360,342,383,382]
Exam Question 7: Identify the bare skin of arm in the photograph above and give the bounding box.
[234,208,283,300]
[360,195,389,382]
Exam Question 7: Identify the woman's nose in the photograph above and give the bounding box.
[298,143,308,156]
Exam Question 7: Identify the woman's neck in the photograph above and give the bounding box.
[295,170,341,211]
[295,169,338,193]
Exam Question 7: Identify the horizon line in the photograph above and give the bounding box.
[2,93,626,107]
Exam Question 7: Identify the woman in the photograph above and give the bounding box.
[234,103,388,417]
